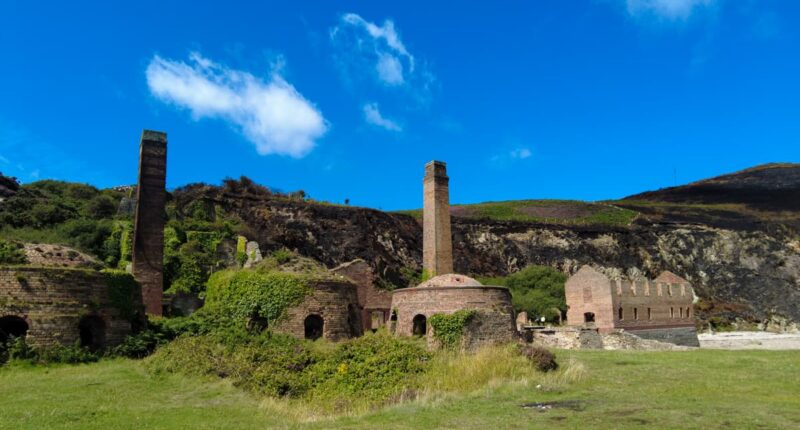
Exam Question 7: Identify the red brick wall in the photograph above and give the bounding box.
[0,267,142,347]
[330,259,392,330]
[273,280,362,341]
[390,285,517,347]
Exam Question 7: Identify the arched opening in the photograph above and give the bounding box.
[304,314,324,340]
[0,316,28,344]
[634,308,639,320]
[412,314,427,337]
[78,315,106,351]
[618,307,624,320]
[246,314,269,332]
[583,312,595,323]
[347,304,362,337]
[390,310,398,322]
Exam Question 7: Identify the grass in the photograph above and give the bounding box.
[396,200,639,227]
[1,349,799,429]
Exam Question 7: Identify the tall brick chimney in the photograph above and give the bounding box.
[132,130,167,316]
[422,160,453,276]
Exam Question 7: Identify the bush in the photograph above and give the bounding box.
[1,337,99,365]
[0,239,28,265]
[519,345,558,372]
[480,265,567,322]
[110,329,168,359]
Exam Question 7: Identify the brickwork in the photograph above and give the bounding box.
[330,259,392,331]
[0,267,142,348]
[565,265,698,346]
[132,130,167,316]
[273,280,362,341]
[390,285,517,347]
[423,161,453,276]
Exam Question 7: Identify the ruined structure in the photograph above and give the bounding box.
[331,259,392,331]
[391,161,517,349]
[0,247,142,349]
[272,280,362,341]
[565,265,699,346]
[132,130,167,316]
[423,161,453,276]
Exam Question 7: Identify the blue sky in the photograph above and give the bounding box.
[1,0,798,210]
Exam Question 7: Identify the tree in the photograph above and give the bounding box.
[481,265,567,322]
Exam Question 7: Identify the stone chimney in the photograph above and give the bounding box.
[422,160,453,276]
[132,130,167,316]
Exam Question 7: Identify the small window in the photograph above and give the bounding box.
[680,308,684,318]
[618,307,623,320]
[647,308,652,320]
[584,312,595,323]
[667,285,673,296]
[687,307,692,318]
[670,307,674,318]
[633,308,638,320]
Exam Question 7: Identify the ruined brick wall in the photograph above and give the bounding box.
[132,130,167,316]
[273,280,362,341]
[423,161,453,276]
[390,286,517,347]
[0,267,142,348]
[565,266,698,345]
[565,266,617,331]
[330,259,392,330]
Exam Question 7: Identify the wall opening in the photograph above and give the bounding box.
[670,307,675,318]
[634,308,639,320]
[687,307,692,318]
[78,315,106,351]
[647,308,652,320]
[412,314,427,337]
[304,314,324,340]
[246,314,269,332]
[371,311,386,329]
[0,315,28,344]
[583,312,595,323]
[390,310,398,322]
[347,304,361,336]
[680,307,684,318]
[618,307,623,320]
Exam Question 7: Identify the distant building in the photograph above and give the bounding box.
[565,265,699,346]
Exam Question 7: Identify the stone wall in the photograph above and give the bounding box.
[273,280,362,341]
[0,267,142,348]
[330,259,392,330]
[132,130,167,316]
[390,285,517,347]
[625,326,700,347]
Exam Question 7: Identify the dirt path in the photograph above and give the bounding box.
[699,331,800,350]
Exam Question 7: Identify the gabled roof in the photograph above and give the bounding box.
[654,270,689,285]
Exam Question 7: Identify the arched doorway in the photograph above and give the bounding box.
[78,315,106,351]
[304,314,324,340]
[412,314,427,337]
[583,312,595,323]
[0,316,28,343]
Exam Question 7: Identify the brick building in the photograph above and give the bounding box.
[565,265,699,346]
[391,161,517,349]
[0,264,142,349]
[330,259,392,331]
[272,280,362,341]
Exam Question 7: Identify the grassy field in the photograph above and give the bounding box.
[1,349,799,429]
[396,200,639,227]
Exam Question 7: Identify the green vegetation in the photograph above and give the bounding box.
[0,239,28,264]
[397,199,638,227]
[429,310,476,349]
[204,268,311,324]
[101,269,141,321]
[2,349,799,429]
[479,265,567,321]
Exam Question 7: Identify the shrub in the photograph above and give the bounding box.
[480,265,567,322]
[2,337,99,365]
[110,329,168,359]
[204,269,311,325]
[0,239,28,265]
[271,248,292,264]
[519,345,558,372]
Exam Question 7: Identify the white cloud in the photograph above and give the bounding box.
[0,154,9,164]
[510,148,532,159]
[331,13,434,98]
[146,52,327,158]
[363,103,402,132]
[625,0,715,20]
